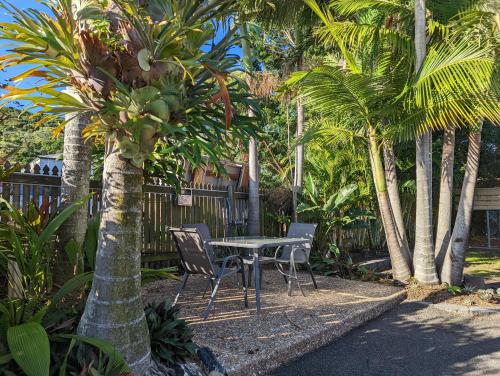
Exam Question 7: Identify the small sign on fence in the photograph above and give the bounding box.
[177,194,193,206]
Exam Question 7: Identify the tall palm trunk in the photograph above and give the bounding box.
[78,142,151,374]
[55,3,92,281]
[435,125,455,273]
[413,0,439,284]
[57,113,91,276]
[293,47,305,222]
[248,134,260,235]
[441,122,483,285]
[241,21,260,236]
[368,128,412,281]
[383,142,411,266]
[293,96,305,222]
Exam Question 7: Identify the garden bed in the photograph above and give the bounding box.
[405,282,499,308]
[143,269,405,375]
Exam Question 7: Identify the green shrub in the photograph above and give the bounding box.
[0,296,129,376]
[0,196,90,300]
[446,284,462,295]
[312,244,380,281]
[145,301,197,365]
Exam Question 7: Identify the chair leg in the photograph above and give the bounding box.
[173,273,189,305]
[202,279,215,299]
[259,264,263,286]
[287,264,293,297]
[241,268,249,308]
[203,278,221,320]
[282,274,288,284]
[247,264,252,288]
[293,262,305,297]
[307,262,318,289]
[275,261,288,284]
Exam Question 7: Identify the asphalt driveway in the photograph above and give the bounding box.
[271,302,500,376]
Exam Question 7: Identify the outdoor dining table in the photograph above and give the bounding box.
[208,236,309,313]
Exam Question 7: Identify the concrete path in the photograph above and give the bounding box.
[144,272,406,375]
[272,302,500,376]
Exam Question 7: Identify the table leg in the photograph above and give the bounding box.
[253,249,261,313]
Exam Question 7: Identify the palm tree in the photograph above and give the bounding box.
[293,0,499,282]
[56,109,92,282]
[434,125,455,272]
[413,0,439,284]
[294,65,305,222]
[0,1,255,373]
[56,2,93,282]
[383,142,410,261]
[441,121,483,285]
[288,64,413,280]
[435,1,499,279]
[240,21,261,236]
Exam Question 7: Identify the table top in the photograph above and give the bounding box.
[208,236,309,249]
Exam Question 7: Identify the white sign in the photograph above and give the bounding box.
[177,194,193,206]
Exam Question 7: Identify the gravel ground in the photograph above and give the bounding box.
[272,301,500,376]
[143,269,406,375]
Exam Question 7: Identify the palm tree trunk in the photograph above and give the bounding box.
[413,0,439,284]
[368,128,411,281]
[248,133,260,236]
[55,3,92,280]
[293,96,305,222]
[293,49,305,222]
[241,21,260,236]
[413,130,439,284]
[383,142,411,265]
[56,112,91,281]
[441,122,483,285]
[78,142,151,374]
[435,125,455,273]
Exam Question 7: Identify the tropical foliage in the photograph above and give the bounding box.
[0,108,63,166]
[285,0,499,282]
[0,0,257,373]
[145,301,196,366]
[0,0,498,372]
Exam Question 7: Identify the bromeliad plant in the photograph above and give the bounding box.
[144,301,196,366]
[0,1,256,373]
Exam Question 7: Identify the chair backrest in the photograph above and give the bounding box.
[181,223,215,262]
[170,228,216,277]
[182,223,211,241]
[281,223,318,262]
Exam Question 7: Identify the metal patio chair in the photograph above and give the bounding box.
[274,223,318,296]
[181,223,223,297]
[170,227,248,320]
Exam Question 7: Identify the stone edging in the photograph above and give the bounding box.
[231,289,407,375]
[411,300,500,319]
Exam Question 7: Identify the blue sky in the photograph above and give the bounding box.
[0,1,48,89]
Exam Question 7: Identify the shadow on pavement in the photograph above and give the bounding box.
[271,302,500,376]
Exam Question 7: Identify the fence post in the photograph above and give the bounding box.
[486,210,491,249]
[227,185,237,236]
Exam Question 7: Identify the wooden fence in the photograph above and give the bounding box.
[1,162,282,267]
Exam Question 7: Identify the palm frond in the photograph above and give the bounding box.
[238,0,315,27]
[303,0,360,73]
[327,0,411,17]
[288,63,380,123]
